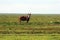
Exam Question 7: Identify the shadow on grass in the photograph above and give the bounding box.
[19,22,44,25]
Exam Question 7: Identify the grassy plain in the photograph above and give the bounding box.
[0,14,60,40]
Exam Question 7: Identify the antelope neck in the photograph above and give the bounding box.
[27,15,30,18]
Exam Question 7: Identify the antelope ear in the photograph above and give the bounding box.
[29,13,31,15]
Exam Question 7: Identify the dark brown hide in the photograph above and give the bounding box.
[19,14,31,23]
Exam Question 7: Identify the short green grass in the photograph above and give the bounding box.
[0,14,60,40]
[0,34,60,40]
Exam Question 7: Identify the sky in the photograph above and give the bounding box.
[0,0,60,14]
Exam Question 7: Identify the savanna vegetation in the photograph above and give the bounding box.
[0,14,60,40]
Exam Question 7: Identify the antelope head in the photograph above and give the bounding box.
[27,13,31,18]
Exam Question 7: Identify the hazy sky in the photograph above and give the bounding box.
[0,0,60,14]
